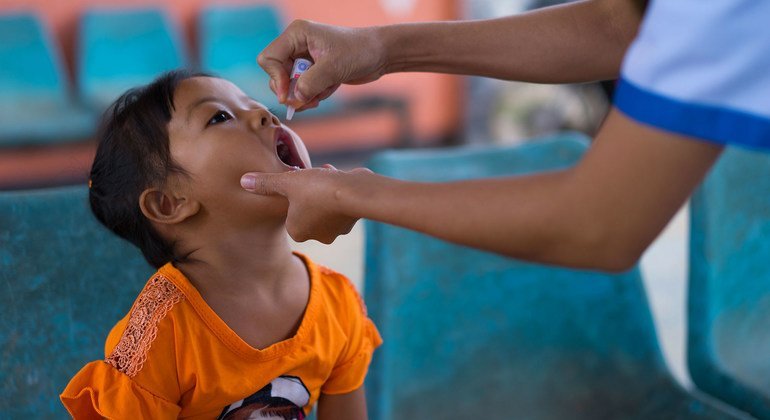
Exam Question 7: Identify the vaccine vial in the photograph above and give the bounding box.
[286,58,313,120]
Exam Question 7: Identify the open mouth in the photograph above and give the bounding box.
[275,128,305,169]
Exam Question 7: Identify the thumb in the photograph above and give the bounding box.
[240,172,289,196]
[293,59,339,105]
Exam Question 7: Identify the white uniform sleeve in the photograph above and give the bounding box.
[614,0,770,150]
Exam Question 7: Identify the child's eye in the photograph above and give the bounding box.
[207,110,233,126]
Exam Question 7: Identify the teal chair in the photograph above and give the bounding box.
[0,187,153,418]
[78,8,187,110]
[364,133,749,419]
[0,13,94,147]
[689,147,770,418]
[198,4,341,118]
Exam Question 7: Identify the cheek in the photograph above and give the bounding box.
[184,150,288,216]
[179,143,260,187]
[190,165,289,222]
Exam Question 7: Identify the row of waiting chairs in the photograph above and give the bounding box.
[1,133,768,418]
[0,7,407,148]
[79,6,288,112]
[0,13,95,146]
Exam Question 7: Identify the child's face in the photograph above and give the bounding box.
[166,77,311,223]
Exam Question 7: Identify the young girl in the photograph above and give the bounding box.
[60,70,381,419]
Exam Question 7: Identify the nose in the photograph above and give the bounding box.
[248,108,281,131]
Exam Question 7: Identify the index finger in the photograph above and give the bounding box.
[240,172,290,196]
[258,30,307,104]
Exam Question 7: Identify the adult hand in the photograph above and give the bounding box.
[258,20,388,112]
[240,165,374,244]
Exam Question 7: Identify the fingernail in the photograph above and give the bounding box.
[240,174,256,190]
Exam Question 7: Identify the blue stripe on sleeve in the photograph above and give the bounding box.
[614,78,770,152]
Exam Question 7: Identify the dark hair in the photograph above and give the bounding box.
[89,69,207,268]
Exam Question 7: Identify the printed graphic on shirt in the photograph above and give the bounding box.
[217,376,311,420]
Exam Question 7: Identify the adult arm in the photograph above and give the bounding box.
[242,109,723,272]
[258,0,646,108]
[380,0,646,82]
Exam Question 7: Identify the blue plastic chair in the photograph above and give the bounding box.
[0,186,153,418]
[364,133,749,419]
[78,8,187,110]
[0,13,94,147]
[198,5,338,117]
[689,147,770,418]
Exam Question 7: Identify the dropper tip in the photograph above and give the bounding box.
[286,106,295,121]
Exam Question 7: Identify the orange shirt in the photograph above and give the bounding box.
[60,253,382,419]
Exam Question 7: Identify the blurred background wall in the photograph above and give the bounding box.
[0,0,462,150]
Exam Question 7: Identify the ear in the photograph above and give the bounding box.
[139,187,200,225]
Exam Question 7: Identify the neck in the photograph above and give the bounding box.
[174,222,297,299]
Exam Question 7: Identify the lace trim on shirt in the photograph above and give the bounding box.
[105,274,183,377]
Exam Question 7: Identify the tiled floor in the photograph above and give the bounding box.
[292,206,692,388]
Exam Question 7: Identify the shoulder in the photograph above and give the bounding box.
[313,263,370,322]
[62,272,186,416]
[104,271,185,378]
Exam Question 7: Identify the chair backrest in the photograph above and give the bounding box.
[198,5,285,111]
[0,13,66,105]
[364,134,704,419]
[78,8,186,109]
[0,186,153,418]
[689,147,770,418]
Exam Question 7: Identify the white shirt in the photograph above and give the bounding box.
[614,0,770,151]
